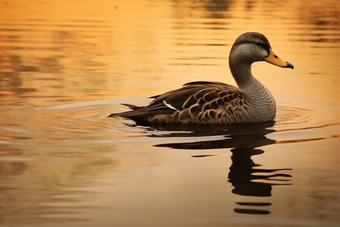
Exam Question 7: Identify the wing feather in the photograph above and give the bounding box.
[110,81,249,125]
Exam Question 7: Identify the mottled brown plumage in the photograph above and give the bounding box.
[109,32,293,125]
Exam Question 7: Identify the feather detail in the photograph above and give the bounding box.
[163,100,178,111]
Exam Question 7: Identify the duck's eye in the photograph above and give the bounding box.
[256,42,262,46]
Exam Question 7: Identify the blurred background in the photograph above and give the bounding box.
[0,0,340,226]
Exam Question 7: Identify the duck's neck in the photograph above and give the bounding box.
[229,58,254,90]
[229,58,276,121]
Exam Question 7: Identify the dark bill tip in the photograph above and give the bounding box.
[285,61,294,69]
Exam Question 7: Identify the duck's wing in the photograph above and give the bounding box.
[109,81,245,125]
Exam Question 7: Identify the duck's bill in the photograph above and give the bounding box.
[264,48,294,69]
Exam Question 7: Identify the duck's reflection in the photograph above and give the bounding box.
[147,121,292,215]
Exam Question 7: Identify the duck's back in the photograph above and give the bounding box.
[110,81,263,125]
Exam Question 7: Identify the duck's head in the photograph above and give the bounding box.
[229,32,294,69]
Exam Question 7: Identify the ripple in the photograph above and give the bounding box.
[276,105,311,126]
[274,102,340,143]
[0,100,144,141]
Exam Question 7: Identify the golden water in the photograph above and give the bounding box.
[1,0,340,226]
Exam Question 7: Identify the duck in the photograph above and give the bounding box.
[109,32,294,125]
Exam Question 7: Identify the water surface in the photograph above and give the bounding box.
[1,0,340,226]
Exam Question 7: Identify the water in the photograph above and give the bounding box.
[1,0,340,226]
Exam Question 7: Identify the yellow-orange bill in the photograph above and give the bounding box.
[264,48,294,69]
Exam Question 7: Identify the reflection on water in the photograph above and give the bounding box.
[152,122,292,215]
[229,147,292,215]
[1,0,340,226]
